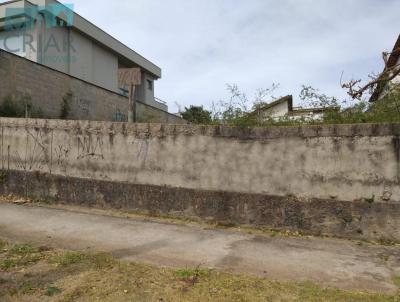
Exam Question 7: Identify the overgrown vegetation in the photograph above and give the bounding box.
[180,44,400,127]
[0,239,398,301]
[0,95,43,118]
[180,83,400,127]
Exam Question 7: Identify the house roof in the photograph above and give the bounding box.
[369,34,400,102]
[0,0,162,78]
[249,94,339,117]
[252,95,293,113]
[246,95,293,118]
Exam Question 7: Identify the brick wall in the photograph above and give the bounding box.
[0,49,185,124]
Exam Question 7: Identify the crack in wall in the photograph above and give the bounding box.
[394,136,400,181]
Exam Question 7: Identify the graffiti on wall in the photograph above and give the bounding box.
[76,134,104,160]
[1,126,108,177]
[12,128,52,172]
[78,99,91,117]
[113,109,127,122]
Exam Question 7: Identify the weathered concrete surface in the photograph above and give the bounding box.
[2,170,400,242]
[0,203,399,293]
[1,118,400,203]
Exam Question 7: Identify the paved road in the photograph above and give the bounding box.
[0,203,399,293]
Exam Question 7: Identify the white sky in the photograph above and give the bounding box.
[2,0,399,112]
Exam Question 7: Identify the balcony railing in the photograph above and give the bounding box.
[154,97,167,105]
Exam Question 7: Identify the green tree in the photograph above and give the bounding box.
[181,105,212,124]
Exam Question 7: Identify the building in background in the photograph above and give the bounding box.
[0,0,168,112]
[250,95,339,122]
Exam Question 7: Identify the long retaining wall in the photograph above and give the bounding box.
[0,118,399,241]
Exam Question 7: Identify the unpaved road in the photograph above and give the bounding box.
[0,203,399,293]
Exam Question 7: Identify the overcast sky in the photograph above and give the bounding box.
[4,0,400,112]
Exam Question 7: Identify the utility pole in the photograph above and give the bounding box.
[128,84,136,123]
[118,68,141,123]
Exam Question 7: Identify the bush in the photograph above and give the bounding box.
[60,91,73,119]
[181,105,212,124]
[0,95,43,118]
[209,84,400,127]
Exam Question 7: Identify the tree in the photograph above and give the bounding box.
[341,44,400,100]
[180,105,212,124]
[299,85,339,108]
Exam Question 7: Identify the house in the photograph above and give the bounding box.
[0,0,167,112]
[370,34,400,102]
[250,95,338,121]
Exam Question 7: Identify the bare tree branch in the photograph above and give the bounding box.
[341,47,400,100]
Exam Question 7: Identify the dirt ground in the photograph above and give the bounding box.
[1,238,399,302]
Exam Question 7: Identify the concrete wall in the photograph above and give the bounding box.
[3,170,400,242]
[0,118,399,240]
[0,49,184,123]
[0,118,398,203]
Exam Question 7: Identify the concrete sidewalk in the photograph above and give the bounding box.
[0,202,399,293]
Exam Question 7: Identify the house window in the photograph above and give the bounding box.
[147,79,153,91]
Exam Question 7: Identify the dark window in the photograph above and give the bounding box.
[147,79,153,91]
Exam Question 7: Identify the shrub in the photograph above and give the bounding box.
[60,91,73,119]
[0,95,43,118]
[208,84,400,127]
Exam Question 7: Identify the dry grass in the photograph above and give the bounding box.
[394,276,400,289]
[0,238,398,302]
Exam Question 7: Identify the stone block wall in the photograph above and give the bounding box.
[0,49,184,124]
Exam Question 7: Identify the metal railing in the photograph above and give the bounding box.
[154,97,167,105]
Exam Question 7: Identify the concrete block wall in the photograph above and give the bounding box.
[0,49,184,124]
